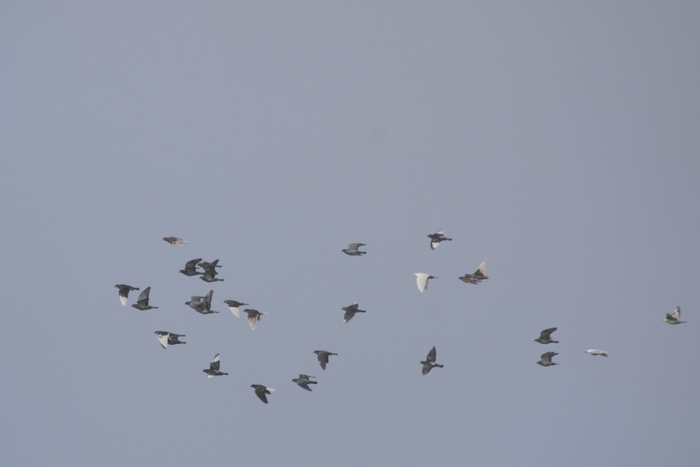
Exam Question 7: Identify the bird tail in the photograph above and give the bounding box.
[434,364,444,368]
[267,388,276,392]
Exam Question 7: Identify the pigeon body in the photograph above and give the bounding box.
[131,286,158,310]
[251,384,275,403]
[115,284,139,306]
[203,354,228,377]
[185,290,218,314]
[342,243,366,256]
[420,346,444,375]
[537,351,558,367]
[428,229,452,250]
[342,302,366,323]
[413,273,436,293]
[154,331,186,348]
[224,300,248,318]
[179,258,203,276]
[534,328,559,344]
[314,350,338,370]
[664,306,686,325]
[292,374,318,391]
[459,260,489,284]
[163,236,188,246]
[584,349,608,357]
[243,309,268,330]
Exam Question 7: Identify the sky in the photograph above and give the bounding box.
[2,2,699,466]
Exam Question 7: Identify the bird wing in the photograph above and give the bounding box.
[157,333,169,348]
[541,328,557,339]
[210,354,221,371]
[136,287,151,305]
[426,346,437,363]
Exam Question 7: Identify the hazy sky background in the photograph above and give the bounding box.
[2,2,699,466]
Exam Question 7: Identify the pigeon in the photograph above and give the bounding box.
[420,346,444,375]
[251,384,275,404]
[413,273,437,293]
[202,353,228,378]
[664,306,686,325]
[458,260,489,284]
[584,349,608,357]
[185,290,218,314]
[427,229,452,250]
[534,328,559,344]
[243,309,268,330]
[131,286,158,310]
[342,243,366,256]
[292,374,318,391]
[224,300,249,318]
[342,302,366,323]
[154,331,186,349]
[179,258,203,276]
[314,350,338,370]
[115,284,139,307]
[537,351,558,367]
[199,259,223,282]
[163,236,188,246]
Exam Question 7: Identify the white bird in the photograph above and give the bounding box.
[584,349,608,357]
[664,306,686,325]
[413,273,437,293]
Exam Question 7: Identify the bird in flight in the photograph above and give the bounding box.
[342,302,366,323]
[163,236,188,246]
[427,229,452,250]
[185,290,218,314]
[154,331,186,349]
[420,346,444,375]
[224,300,248,318]
[537,351,558,367]
[292,374,318,391]
[458,260,489,284]
[534,327,559,344]
[342,243,366,256]
[664,306,686,325]
[115,284,139,307]
[131,286,158,310]
[413,273,437,293]
[314,350,338,370]
[251,384,275,403]
[198,259,223,282]
[202,354,228,378]
[243,309,268,330]
[179,258,202,277]
[584,349,608,357]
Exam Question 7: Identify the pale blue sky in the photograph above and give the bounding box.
[2,2,699,466]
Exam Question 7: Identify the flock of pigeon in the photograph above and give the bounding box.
[116,232,686,403]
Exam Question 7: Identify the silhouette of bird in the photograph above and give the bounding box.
[179,258,203,276]
[420,346,444,375]
[537,351,558,367]
[413,273,436,293]
[664,306,686,325]
[342,243,366,256]
[314,350,337,370]
[115,284,139,306]
[251,384,275,403]
[342,302,366,323]
[427,229,452,250]
[202,354,228,377]
[199,259,223,282]
[243,309,268,330]
[163,236,187,246]
[534,328,559,344]
[459,260,489,284]
[131,286,158,310]
[154,331,186,348]
[185,290,218,314]
[224,300,249,318]
[584,349,608,357]
[292,374,318,391]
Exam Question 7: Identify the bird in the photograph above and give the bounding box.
[413,273,436,293]
[584,349,608,357]
[251,384,275,403]
[185,290,218,314]
[534,328,559,344]
[459,260,489,284]
[420,346,444,375]
[131,286,158,310]
[314,350,338,370]
[179,258,203,276]
[342,302,366,323]
[163,236,188,246]
[664,306,686,325]
[224,300,249,318]
[427,229,452,250]
[342,243,366,256]
[292,374,318,391]
[199,259,223,282]
[114,284,139,307]
[202,354,228,378]
[537,351,558,367]
[154,331,186,349]
[243,309,268,330]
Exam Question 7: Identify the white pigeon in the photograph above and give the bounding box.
[584,349,608,357]
[413,273,437,293]
[664,306,686,325]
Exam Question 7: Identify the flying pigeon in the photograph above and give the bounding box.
[251,384,275,404]
[420,346,444,375]
[224,300,249,318]
[185,290,218,314]
[664,306,686,325]
[292,374,318,391]
[163,236,188,246]
[534,328,559,344]
[154,331,186,349]
[342,302,366,323]
[458,260,489,284]
[131,286,158,310]
[243,309,268,330]
[314,350,338,370]
[584,349,608,357]
[202,353,228,378]
[115,284,139,306]
[199,259,223,282]
[342,243,366,256]
[413,273,437,293]
[427,229,452,250]
[179,258,203,276]
[537,351,558,367]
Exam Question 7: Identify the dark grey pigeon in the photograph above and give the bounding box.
[131,286,158,310]
[179,258,203,276]
[224,300,248,318]
[203,353,228,378]
[534,327,559,344]
[251,384,275,403]
[420,346,444,375]
[243,309,268,330]
[292,374,318,391]
[154,331,186,349]
[199,259,223,282]
[115,284,139,307]
[427,229,452,250]
[314,350,338,370]
[537,351,558,367]
[342,302,366,323]
[342,243,366,256]
[185,290,218,314]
